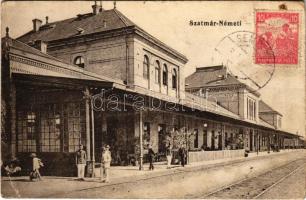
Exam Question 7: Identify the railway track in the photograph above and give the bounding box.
[200,158,306,199]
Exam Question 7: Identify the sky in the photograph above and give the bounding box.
[1,1,305,137]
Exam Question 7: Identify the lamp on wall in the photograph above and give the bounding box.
[203,123,208,128]
[55,114,61,125]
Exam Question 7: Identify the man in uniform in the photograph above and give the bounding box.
[101,145,112,183]
[75,144,87,180]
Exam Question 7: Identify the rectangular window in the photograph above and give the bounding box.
[65,103,85,153]
[247,97,256,121]
[203,130,207,147]
[194,129,199,148]
[143,122,150,148]
[40,104,61,152]
[143,56,149,79]
[27,112,36,140]
[163,65,168,86]
[143,66,148,79]
[17,111,37,152]
[250,103,252,120]
[158,124,166,153]
[163,73,167,85]
[155,68,160,84]
[253,101,256,120]
[247,99,249,119]
[17,101,85,153]
[211,130,215,150]
[172,75,177,89]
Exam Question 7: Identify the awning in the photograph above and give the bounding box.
[12,73,114,89]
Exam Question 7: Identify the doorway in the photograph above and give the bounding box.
[250,129,253,151]
[211,130,215,150]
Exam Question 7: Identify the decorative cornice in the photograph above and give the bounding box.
[259,111,282,115]
[189,84,245,92]
[88,57,126,64]
[9,52,125,87]
[133,26,188,64]
[43,26,188,64]
[10,54,83,78]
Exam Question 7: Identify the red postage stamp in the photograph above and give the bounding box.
[255,12,299,65]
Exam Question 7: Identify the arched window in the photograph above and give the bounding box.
[74,56,85,68]
[163,64,168,86]
[155,60,161,84]
[143,55,149,79]
[172,68,177,89]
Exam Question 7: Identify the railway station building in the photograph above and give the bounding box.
[1,4,301,176]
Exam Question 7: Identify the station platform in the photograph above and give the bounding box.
[2,149,304,198]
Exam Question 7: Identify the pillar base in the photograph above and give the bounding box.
[86,161,95,177]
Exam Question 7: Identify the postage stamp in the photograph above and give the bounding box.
[212,31,275,93]
[255,12,299,65]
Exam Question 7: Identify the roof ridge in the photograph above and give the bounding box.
[196,65,224,71]
[113,9,129,27]
[258,117,275,128]
[16,8,187,63]
[259,100,282,115]
[227,74,262,95]
[111,8,187,61]
[40,12,93,26]
[259,116,271,124]
[16,16,76,41]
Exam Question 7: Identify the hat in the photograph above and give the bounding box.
[11,156,17,161]
[30,153,37,157]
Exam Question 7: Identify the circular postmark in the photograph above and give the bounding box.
[211,31,276,94]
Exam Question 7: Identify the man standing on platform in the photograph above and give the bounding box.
[166,144,172,169]
[75,144,87,181]
[148,144,155,170]
[101,145,112,183]
[179,145,187,167]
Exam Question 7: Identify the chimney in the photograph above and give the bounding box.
[223,66,228,79]
[92,2,99,15]
[32,19,42,32]
[45,16,49,24]
[34,40,47,53]
[5,27,9,38]
[99,1,104,12]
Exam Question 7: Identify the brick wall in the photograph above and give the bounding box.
[47,34,187,101]
[48,35,130,81]
[133,37,185,100]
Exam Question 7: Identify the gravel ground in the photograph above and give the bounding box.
[51,152,305,198]
[257,163,305,199]
[203,158,306,199]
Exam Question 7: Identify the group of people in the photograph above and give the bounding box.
[148,144,188,170]
[4,143,188,182]
[76,144,111,182]
[3,153,43,181]
[3,157,22,177]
